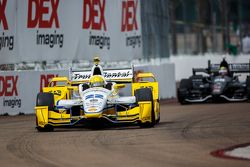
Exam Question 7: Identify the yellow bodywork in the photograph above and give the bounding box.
[132,72,160,121]
[35,72,160,130]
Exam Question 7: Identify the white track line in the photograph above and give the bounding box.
[225,145,250,160]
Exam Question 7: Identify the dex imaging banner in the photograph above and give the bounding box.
[15,0,142,63]
[77,0,142,61]
[0,0,17,64]
[0,70,67,115]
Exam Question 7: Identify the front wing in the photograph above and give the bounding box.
[35,101,154,128]
[182,87,248,103]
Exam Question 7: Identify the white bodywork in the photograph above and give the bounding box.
[56,86,136,113]
[81,88,111,113]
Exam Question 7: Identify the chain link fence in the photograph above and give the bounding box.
[141,0,170,59]
[168,0,250,56]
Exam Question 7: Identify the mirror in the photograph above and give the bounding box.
[114,84,125,89]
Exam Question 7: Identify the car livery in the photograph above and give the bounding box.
[35,58,160,131]
[177,59,250,104]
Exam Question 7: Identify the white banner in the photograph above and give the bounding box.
[0,0,17,63]
[0,70,67,115]
[2,0,143,64]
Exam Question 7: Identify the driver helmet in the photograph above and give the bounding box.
[219,66,228,76]
[93,56,100,65]
[89,75,105,88]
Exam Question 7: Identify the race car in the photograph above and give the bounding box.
[177,58,250,104]
[35,57,160,131]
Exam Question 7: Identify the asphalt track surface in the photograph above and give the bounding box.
[0,102,250,167]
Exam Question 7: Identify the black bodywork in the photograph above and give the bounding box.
[178,60,250,104]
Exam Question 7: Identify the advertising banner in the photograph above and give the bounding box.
[0,70,67,115]
[0,0,143,64]
[0,0,17,63]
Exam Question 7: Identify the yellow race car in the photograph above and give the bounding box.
[35,58,160,131]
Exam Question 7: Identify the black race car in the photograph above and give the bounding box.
[177,59,250,104]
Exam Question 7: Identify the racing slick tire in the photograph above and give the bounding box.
[135,88,155,128]
[177,79,192,105]
[36,117,54,132]
[36,92,55,132]
[36,92,54,111]
[246,76,250,101]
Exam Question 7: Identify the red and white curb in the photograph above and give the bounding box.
[211,143,250,161]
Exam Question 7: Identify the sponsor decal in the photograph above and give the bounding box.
[86,94,103,100]
[82,0,110,50]
[103,71,132,78]
[88,108,97,112]
[85,94,94,100]
[82,0,106,31]
[230,64,249,71]
[40,74,58,92]
[49,90,61,96]
[72,69,133,81]
[121,0,138,32]
[0,76,21,108]
[212,64,250,71]
[0,76,18,96]
[95,94,103,99]
[27,0,60,28]
[3,97,21,108]
[214,78,225,82]
[126,34,141,48]
[90,99,98,102]
[36,30,63,48]
[27,0,64,48]
[121,0,141,48]
[0,32,14,50]
[89,32,110,49]
[73,73,91,81]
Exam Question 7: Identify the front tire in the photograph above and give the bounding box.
[36,92,54,111]
[177,79,192,104]
[36,92,55,132]
[135,88,155,128]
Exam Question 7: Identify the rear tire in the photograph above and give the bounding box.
[177,79,192,104]
[246,76,250,102]
[135,88,155,128]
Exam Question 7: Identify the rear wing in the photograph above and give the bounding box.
[69,68,134,84]
[193,60,250,75]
